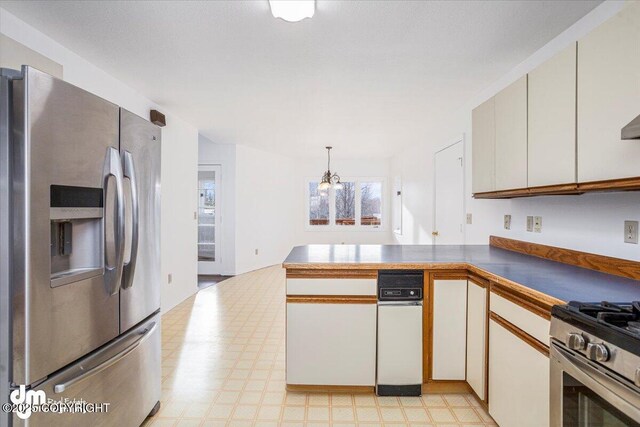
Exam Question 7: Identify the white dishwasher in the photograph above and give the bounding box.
[376,270,423,396]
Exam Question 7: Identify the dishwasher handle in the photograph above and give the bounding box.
[377,301,423,307]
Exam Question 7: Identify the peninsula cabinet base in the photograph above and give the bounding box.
[286,384,375,393]
[285,381,471,395]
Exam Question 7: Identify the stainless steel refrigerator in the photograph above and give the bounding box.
[0,66,162,426]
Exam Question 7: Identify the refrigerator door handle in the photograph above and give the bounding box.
[103,146,126,296]
[122,150,138,289]
[53,321,157,394]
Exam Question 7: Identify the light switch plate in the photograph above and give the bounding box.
[466,213,472,224]
[526,216,533,232]
[624,220,638,244]
[534,216,542,233]
[504,215,511,230]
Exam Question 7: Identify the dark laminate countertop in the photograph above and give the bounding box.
[283,244,640,304]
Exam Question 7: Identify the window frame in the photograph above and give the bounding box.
[305,176,386,232]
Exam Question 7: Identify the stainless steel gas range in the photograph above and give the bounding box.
[550,301,640,426]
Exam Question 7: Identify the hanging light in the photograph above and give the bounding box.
[268,0,315,23]
[319,146,342,191]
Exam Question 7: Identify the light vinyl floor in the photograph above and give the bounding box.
[149,266,497,427]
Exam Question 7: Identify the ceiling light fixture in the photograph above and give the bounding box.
[318,146,342,191]
[268,0,315,23]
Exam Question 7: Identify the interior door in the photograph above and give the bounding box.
[119,109,161,333]
[13,67,121,386]
[197,165,221,274]
[433,140,464,244]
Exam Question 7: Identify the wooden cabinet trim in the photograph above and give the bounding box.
[286,384,374,393]
[286,295,377,304]
[490,312,549,357]
[473,177,640,199]
[490,235,640,281]
[286,269,378,279]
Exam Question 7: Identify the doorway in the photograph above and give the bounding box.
[433,139,464,244]
[198,165,222,274]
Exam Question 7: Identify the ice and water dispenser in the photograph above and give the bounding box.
[49,185,104,287]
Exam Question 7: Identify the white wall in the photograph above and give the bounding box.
[294,157,394,245]
[391,0,640,260]
[1,8,199,312]
[235,145,297,274]
[198,136,237,276]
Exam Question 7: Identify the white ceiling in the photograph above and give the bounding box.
[1,0,601,158]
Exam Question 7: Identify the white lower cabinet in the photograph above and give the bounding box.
[466,281,487,400]
[489,318,550,427]
[432,279,467,380]
[286,302,377,386]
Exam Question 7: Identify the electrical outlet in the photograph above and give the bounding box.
[168,273,173,284]
[624,220,638,244]
[534,216,542,233]
[504,214,511,230]
[255,248,259,255]
[466,213,472,224]
[526,216,533,232]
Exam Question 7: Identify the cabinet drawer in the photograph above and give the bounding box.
[286,303,377,386]
[490,292,550,345]
[286,278,376,296]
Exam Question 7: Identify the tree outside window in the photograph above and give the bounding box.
[309,182,329,225]
[307,179,384,229]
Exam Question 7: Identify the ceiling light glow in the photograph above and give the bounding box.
[269,0,315,23]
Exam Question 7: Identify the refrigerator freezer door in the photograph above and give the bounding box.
[119,109,161,332]
[15,313,161,427]
[11,67,121,385]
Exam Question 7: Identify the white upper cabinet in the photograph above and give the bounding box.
[472,98,495,193]
[494,76,528,191]
[577,2,640,182]
[528,43,577,187]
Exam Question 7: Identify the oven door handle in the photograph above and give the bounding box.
[551,343,640,422]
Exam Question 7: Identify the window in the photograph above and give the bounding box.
[335,182,355,226]
[308,182,329,225]
[360,182,381,226]
[306,178,385,230]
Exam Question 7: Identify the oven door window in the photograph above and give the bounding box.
[563,372,640,426]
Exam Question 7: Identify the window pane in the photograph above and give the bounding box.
[336,182,356,226]
[361,182,382,226]
[198,170,216,261]
[309,182,329,225]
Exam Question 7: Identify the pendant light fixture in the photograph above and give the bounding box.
[318,146,343,191]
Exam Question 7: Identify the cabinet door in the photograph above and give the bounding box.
[286,303,377,386]
[466,282,487,400]
[432,280,467,380]
[528,43,577,187]
[577,2,640,182]
[472,98,495,193]
[495,76,528,191]
[489,319,550,427]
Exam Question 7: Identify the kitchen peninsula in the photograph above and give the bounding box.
[282,237,640,426]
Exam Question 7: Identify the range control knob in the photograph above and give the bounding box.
[409,291,415,296]
[567,333,586,351]
[586,342,610,362]
[635,368,640,388]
